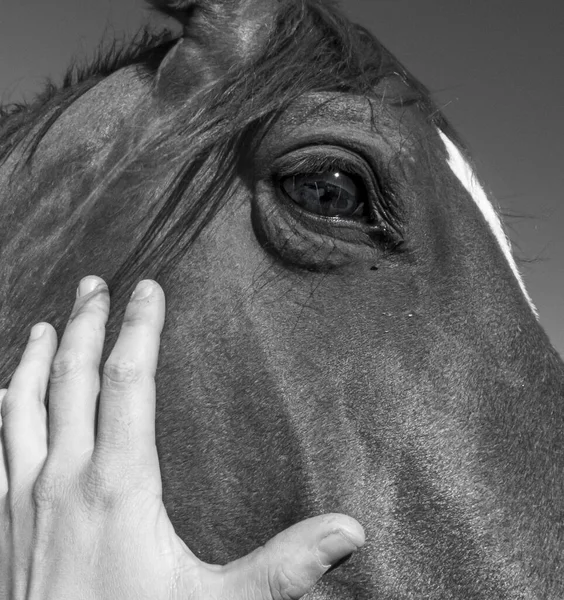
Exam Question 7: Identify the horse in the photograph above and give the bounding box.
[1,0,563,597]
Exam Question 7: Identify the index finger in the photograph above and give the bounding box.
[93,280,165,467]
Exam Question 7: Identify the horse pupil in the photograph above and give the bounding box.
[282,171,361,218]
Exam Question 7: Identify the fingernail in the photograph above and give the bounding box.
[132,280,153,300]
[30,323,46,340]
[77,277,101,298]
[317,531,360,569]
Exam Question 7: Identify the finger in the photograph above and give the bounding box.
[0,389,8,498]
[219,514,365,600]
[48,276,109,457]
[93,280,165,466]
[1,325,56,492]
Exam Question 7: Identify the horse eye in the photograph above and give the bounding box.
[280,171,366,219]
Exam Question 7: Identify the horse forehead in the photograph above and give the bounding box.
[262,91,420,162]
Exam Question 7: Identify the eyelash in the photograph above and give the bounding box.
[274,154,365,179]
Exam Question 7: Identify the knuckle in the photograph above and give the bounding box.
[31,469,69,509]
[50,349,87,383]
[103,357,142,387]
[268,564,299,600]
[80,463,125,511]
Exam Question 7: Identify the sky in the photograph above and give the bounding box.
[1,0,562,356]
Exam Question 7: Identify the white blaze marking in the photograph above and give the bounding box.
[439,130,538,317]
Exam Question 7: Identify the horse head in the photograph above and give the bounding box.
[1,1,563,598]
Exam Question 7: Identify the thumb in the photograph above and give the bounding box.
[218,514,365,600]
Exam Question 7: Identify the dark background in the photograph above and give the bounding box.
[1,0,562,356]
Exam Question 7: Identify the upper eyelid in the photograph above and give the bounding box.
[272,149,382,207]
[271,147,373,178]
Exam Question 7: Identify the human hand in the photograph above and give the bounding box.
[0,276,364,600]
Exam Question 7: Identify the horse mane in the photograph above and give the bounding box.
[0,0,463,384]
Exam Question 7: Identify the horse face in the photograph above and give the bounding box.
[154,41,562,600]
[2,1,563,598]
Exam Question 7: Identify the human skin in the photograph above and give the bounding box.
[0,276,364,600]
